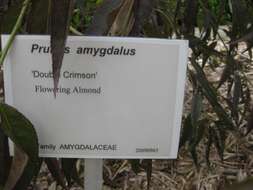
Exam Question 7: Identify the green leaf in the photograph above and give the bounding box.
[213,124,226,161]
[51,0,74,96]
[218,55,235,88]
[200,1,215,41]
[195,119,207,145]
[191,58,235,129]
[232,71,241,119]
[0,103,38,161]
[190,143,198,168]
[189,119,207,168]
[246,106,253,134]
[179,114,194,148]
[191,89,203,126]
[0,103,40,189]
[143,159,152,190]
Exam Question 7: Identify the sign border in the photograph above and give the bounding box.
[2,35,188,159]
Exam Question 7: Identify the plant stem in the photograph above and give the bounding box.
[70,26,83,35]
[0,0,31,65]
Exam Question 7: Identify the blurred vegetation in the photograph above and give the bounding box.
[72,0,103,32]
[0,0,253,189]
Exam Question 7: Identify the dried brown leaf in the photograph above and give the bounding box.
[108,0,135,36]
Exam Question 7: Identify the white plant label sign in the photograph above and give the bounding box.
[2,35,188,159]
